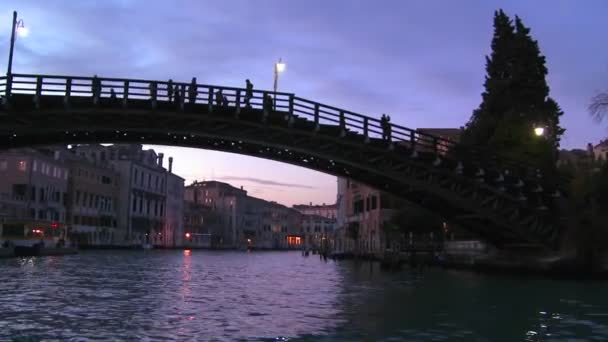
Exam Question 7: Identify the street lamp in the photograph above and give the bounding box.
[7,11,27,77]
[273,58,286,111]
[534,126,545,137]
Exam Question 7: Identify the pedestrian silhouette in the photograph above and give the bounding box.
[110,88,117,102]
[91,75,101,99]
[263,93,273,113]
[174,85,181,106]
[245,79,254,108]
[215,89,224,106]
[167,79,174,103]
[385,115,392,142]
[149,82,157,100]
[188,77,198,104]
[380,114,387,140]
[221,93,229,107]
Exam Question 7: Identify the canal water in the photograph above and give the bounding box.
[1,251,607,341]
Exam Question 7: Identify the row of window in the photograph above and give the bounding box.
[77,168,114,185]
[72,215,117,227]
[27,208,63,221]
[74,191,114,212]
[353,195,379,214]
[131,195,165,217]
[303,226,331,233]
[0,160,68,180]
[133,168,165,192]
[12,184,66,204]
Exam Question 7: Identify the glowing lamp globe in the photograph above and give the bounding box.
[534,127,545,137]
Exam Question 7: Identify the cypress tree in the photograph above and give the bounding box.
[462,9,516,147]
[463,10,565,171]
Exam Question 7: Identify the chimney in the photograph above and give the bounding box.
[241,186,243,190]
[168,157,173,173]
[158,153,164,167]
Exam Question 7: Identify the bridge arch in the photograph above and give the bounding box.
[0,74,565,248]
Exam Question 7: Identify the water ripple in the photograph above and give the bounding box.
[1,251,608,341]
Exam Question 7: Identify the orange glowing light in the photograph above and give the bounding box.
[287,236,301,245]
[185,233,191,238]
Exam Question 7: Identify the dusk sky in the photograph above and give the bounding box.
[2,0,607,206]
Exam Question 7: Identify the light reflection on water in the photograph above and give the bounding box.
[0,250,607,341]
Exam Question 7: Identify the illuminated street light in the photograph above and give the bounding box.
[16,20,28,37]
[534,126,545,137]
[273,58,286,111]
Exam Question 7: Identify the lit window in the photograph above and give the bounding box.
[18,160,27,171]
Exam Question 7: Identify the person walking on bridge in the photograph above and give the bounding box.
[215,89,224,106]
[380,114,388,141]
[91,75,101,100]
[245,79,254,108]
[263,93,274,113]
[167,79,174,103]
[188,77,198,104]
[149,82,158,101]
[174,85,181,106]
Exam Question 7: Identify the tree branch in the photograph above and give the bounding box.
[589,92,608,122]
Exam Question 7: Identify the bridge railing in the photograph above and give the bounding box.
[0,76,6,98]
[2,73,563,187]
[3,74,295,113]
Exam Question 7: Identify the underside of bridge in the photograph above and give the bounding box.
[0,90,566,249]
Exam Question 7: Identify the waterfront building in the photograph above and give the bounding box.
[185,180,247,248]
[300,214,336,250]
[183,202,222,248]
[184,180,303,249]
[60,148,120,246]
[71,144,172,246]
[158,158,185,248]
[0,148,68,245]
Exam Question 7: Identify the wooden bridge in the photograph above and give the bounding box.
[0,73,567,249]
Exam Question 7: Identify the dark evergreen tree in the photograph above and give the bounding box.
[463,10,565,171]
[462,9,516,147]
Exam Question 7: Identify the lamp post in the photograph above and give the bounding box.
[6,11,27,99]
[273,58,286,111]
[7,11,27,77]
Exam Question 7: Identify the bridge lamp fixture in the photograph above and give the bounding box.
[534,126,545,137]
[16,20,28,37]
[273,58,286,111]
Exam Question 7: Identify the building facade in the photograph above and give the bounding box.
[185,180,303,249]
[71,144,179,246]
[300,214,336,250]
[593,140,608,162]
[61,149,120,246]
[0,148,68,245]
[157,158,185,248]
[334,177,400,254]
[183,202,222,248]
